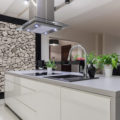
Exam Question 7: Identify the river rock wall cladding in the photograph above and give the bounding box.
[0,21,35,92]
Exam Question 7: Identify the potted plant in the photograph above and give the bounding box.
[87,53,97,78]
[46,60,56,75]
[99,54,119,77]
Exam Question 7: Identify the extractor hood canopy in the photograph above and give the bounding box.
[18,17,67,35]
[17,0,68,35]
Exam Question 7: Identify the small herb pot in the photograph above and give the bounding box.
[104,65,113,77]
[47,67,52,75]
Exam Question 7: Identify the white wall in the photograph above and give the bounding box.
[41,28,97,72]
[50,45,61,61]
[103,34,120,54]
[49,40,82,72]
[49,28,97,54]
[95,34,103,55]
[41,31,120,63]
[50,40,81,62]
[42,28,97,61]
[41,35,49,62]
[41,28,97,61]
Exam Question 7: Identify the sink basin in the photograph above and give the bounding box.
[45,75,95,82]
[24,72,59,76]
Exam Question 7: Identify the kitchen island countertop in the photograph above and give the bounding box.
[6,70,120,97]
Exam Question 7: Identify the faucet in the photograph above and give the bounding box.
[67,44,88,78]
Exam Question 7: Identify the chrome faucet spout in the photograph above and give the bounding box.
[67,44,88,78]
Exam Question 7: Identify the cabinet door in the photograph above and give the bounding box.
[5,74,61,120]
[61,88,110,120]
[5,80,36,120]
[18,81,61,120]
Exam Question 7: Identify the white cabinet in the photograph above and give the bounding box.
[5,74,60,120]
[5,74,111,120]
[61,88,111,120]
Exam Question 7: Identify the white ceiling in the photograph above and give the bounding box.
[0,0,120,37]
[55,0,113,21]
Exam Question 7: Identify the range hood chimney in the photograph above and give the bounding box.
[17,0,67,34]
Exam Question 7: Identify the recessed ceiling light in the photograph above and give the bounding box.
[54,28,58,32]
[24,0,29,5]
[27,29,30,32]
[44,32,48,35]
[34,24,39,28]
[31,0,37,7]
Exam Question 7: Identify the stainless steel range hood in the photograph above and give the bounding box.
[17,0,68,34]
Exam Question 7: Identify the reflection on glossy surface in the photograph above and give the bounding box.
[0,104,19,120]
[24,72,59,76]
[46,75,92,82]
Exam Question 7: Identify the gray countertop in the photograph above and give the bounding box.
[6,70,120,97]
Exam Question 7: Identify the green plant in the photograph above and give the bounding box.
[46,60,56,69]
[96,55,103,69]
[98,53,119,68]
[87,53,97,65]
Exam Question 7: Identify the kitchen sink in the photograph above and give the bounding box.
[24,72,59,76]
[45,75,97,82]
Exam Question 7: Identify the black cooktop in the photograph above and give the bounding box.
[25,72,58,76]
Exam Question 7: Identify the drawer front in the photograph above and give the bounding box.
[5,74,61,120]
[6,98,37,120]
[5,80,35,102]
[5,74,59,92]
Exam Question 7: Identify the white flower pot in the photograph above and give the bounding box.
[47,67,52,75]
[104,65,113,77]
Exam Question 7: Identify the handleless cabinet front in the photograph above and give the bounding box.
[5,74,61,120]
[61,87,111,120]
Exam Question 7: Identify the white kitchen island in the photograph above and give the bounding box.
[5,70,120,120]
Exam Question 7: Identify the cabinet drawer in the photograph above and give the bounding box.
[5,81,35,98]
[5,74,59,94]
[6,98,37,120]
[5,74,61,120]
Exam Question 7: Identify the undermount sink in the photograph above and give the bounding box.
[45,75,96,82]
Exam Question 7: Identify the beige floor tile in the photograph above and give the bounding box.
[0,104,19,120]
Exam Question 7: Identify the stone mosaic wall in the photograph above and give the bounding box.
[0,21,35,92]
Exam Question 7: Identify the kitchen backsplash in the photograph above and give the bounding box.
[0,21,35,92]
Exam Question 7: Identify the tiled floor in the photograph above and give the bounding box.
[0,99,19,120]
